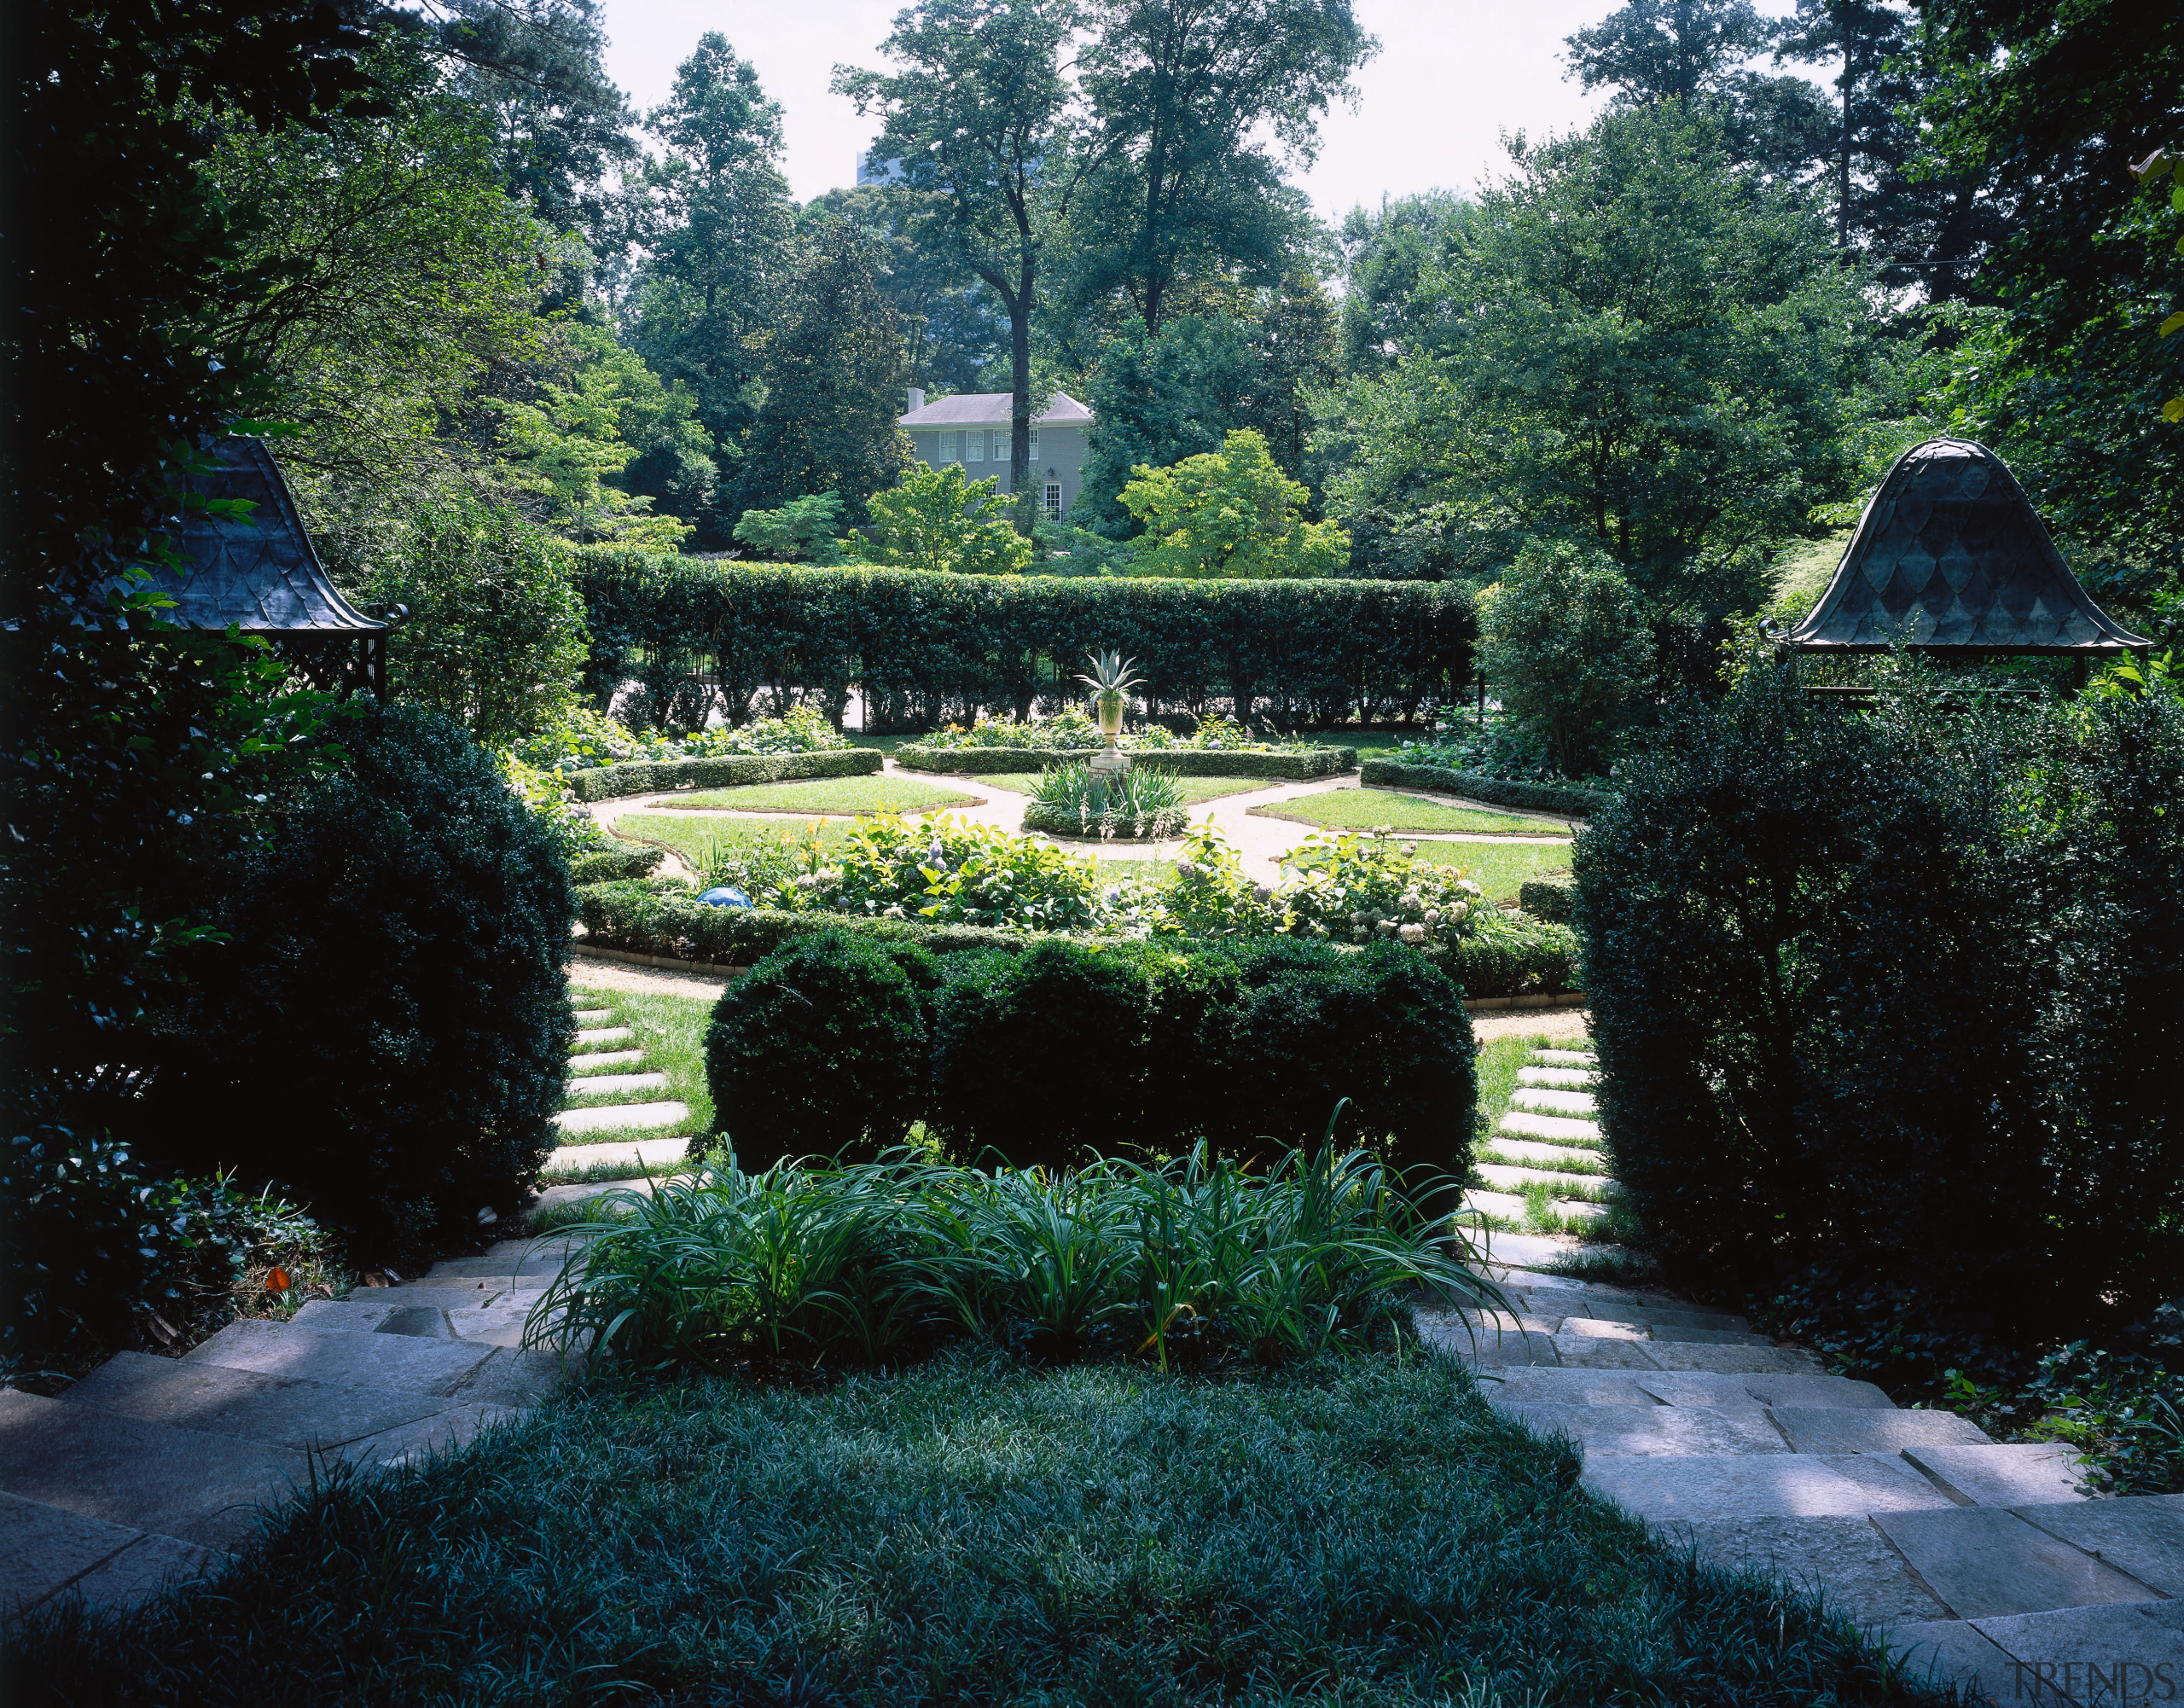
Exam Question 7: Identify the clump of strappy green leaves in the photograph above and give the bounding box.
[526,1112,1496,1374]
[1026,758,1188,839]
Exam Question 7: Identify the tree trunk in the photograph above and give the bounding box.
[1010,261,1036,539]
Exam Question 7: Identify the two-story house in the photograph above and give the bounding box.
[897,389,1095,523]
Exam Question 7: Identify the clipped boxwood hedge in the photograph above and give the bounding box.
[1518,875,1575,924]
[573,880,1580,998]
[564,747,881,802]
[570,845,663,884]
[897,745,1356,778]
[1361,758,1609,820]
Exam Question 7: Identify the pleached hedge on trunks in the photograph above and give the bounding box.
[571,547,1477,732]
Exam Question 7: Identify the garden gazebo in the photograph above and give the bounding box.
[1774,437,2150,683]
[142,436,394,696]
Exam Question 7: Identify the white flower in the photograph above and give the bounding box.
[1398,923,1426,944]
[1425,909,1441,926]
[1451,900,1470,920]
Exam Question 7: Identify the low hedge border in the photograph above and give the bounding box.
[573,880,1580,997]
[1518,875,1575,924]
[565,748,881,802]
[569,846,664,885]
[1360,759,1609,820]
[1019,803,1179,841]
[897,746,1356,779]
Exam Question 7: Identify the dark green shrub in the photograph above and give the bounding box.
[1576,667,2184,1354]
[929,939,1160,1170]
[1437,917,1580,996]
[570,845,662,884]
[1517,876,1574,924]
[137,705,574,1271]
[1222,942,1478,1175]
[706,932,936,1169]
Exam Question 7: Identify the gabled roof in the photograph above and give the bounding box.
[143,439,385,634]
[1781,438,2148,654]
[898,391,1094,427]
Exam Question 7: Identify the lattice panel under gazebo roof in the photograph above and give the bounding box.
[1777,438,2149,656]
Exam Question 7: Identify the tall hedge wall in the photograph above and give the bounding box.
[571,548,1476,731]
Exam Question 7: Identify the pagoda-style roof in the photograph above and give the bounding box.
[1779,438,2149,655]
[144,438,385,636]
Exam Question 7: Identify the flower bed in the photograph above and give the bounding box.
[519,705,850,775]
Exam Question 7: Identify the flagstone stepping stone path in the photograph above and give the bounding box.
[548,985,699,1157]
[1462,1044,1616,1232]
[0,1235,583,1621]
[1427,1048,2184,1704]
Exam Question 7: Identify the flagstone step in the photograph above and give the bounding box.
[2008,1494,2184,1596]
[1871,1507,2166,1619]
[1559,1316,1769,1345]
[1475,1163,1617,1198]
[1507,1087,1597,1116]
[552,1101,688,1135]
[53,1351,512,1463]
[1459,1188,1607,1227]
[565,1072,670,1099]
[185,1319,563,1409]
[1478,1366,1898,1409]
[1535,1050,1596,1066]
[1497,1401,1793,1457]
[545,1134,693,1171]
[1584,1451,1959,1521]
[573,1027,633,1046]
[1497,1109,1602,1142]
[572,1009,613,1024]
[569,1049,644,1072]
[0,1492,218,1618]
[1900,1443,2091,1508]
[1679,1515,1955,1627]
[0,1390,311,1552]
[1894,1601,2184,1708]
[410,1244,582,1282]
[1517,1066,1594,1088]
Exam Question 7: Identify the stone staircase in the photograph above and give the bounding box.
[1462,1045,1616,1232]
[1426,1047,2184,1704]
[0,1235,578,1621]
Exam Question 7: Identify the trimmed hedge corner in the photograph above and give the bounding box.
[1361,758,1608,820]
[897,745,1356,778]
[1518,876,1574,924]
[570,845,663,884]
[1019,803,1176,840]
[565,747,881,802]
[574,880,1581,998]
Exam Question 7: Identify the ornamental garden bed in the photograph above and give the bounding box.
[1360,758,1609,819]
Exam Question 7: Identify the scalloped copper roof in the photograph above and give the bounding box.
[1782,438,2148,654]
[142,438,385,635]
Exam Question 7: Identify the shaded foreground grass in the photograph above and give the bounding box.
[649,776,978,814]
[1253,788,1575,836]
[5,1355,1949,1707]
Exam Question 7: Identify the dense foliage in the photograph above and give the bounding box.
[1118,428,1350,578]
[1576,662,2184,1366]
[136,706,577,1269]
[706,930,1478,1175]
[1023,762,1189,839]
[572,549,1475,730]
[1477,543,1654,776]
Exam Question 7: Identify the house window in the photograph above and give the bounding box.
[1029,427,1040,456]
[1044,482,1063,521]
[967,431,984,462]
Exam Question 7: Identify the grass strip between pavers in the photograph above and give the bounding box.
[550,985,716,1175]
[1,1354,1952,1706]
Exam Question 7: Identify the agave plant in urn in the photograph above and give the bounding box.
[1076,650,1141,779]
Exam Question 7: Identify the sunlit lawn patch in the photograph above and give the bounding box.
[643,776,977,815]
[1252,787,1574,835]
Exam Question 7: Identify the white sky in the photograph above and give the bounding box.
[597,0,1797,224]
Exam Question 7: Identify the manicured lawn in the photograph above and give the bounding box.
[1408,839,1573,905]
[973,770,1271,805]
[1252,787,1575,835]
[646,776,978,815]
[6,1355,1931,1705]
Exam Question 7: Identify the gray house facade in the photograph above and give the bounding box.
[897,389,1094,522]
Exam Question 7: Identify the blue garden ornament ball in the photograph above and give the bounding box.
[698,886,752,909]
